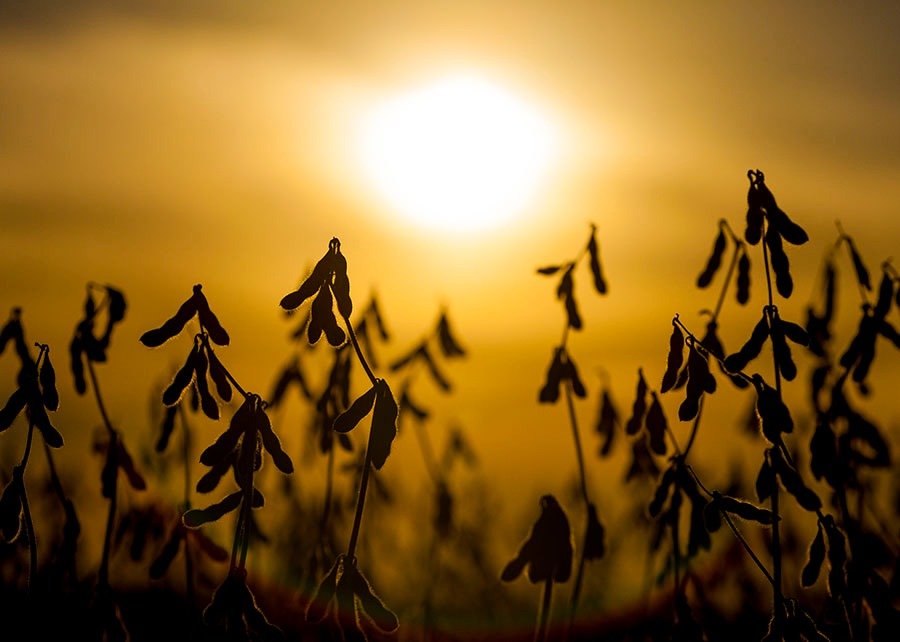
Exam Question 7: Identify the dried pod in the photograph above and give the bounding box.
[536,265,563,275]
[369,380,399,470]
[715,492,777,524]
[348,564,400,633]
[331,247,353,319]
[755,457,776,503]
[845,236,871,291]
[257,408,293,474]
[437,312,467,358]
[595,389,619,457]
[625,369,649,435]
[752,376,794,443]
[744,172,765,245]
[648,466,676,518]
[677,344,715,422]
[769,314,797,382]
[0,389,26,432]
[163,345,198,407]
[660,323,685,393]
[697,228,727,288]
[334,386,377,434]
[69,335,87,395]
[193,348,220,420]
[200,397,252,467]
[736,250,751,304]
[765,227,794,298]
[281,246,336,311]
[587,226,608,295]
[725,314,772,374]
[205,348,233,402]
[770,448,821,512]
[645,393,668,456]
[39,350,60,411]
[140,290,198,347]
[538,348,565,404]
[183,490,243,528]
[306,557,339,622]
[562,352,587,398]
[800,523,825,587]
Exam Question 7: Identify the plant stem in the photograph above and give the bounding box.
[86,359,119,590]
[761,235,784,637]
[344,317,377,386]
[562,378,591,639]
[535,577,554,642]
[564,381,590,506]
[341,315,380,560]
[684,465,776,585]
[346,430,373,560]
[98,432,118,589]
[178,405,195,608]
[200,334,248,399]
[711,240,741,321]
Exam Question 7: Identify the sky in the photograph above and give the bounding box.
[1,1,899,542]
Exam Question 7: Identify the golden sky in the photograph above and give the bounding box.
[2,1,899,532]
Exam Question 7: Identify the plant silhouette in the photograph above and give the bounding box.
[502,495,573,642]
[0,309,67,595]
[534,223,608,637]
[281,238,400,641]
[70,283,146,641]
[141,283,292,640]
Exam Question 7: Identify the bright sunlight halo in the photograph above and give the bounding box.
[358,74,560,232]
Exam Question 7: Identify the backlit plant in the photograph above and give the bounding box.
[534,223,608,634]
[70,283,146,640]
[281,238,400,641]
[141,283,293,640]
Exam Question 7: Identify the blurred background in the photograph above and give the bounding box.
[1,2,898,640]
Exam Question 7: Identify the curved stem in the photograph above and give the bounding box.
[711,242,741,321]
[344,317,377,385]
[685,466,775,585]
[86,360,115,436]
[200,334,248,399]
[721,512,775,585]
[682,397,704,458]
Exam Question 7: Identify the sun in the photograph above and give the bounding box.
[358,74,560,232]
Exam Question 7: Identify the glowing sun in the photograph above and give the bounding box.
[358,74,559,232]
